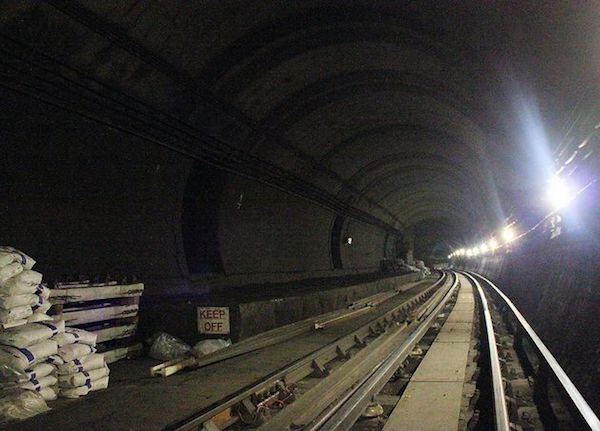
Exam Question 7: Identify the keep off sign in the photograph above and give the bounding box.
[197,307,230,334]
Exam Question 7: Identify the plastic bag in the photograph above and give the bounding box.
[0,364,28,387]
[193,339,232,357]
[148,332,191,360]
[0,389,49,424]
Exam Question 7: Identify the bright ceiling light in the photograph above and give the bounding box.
[547,176,573,211]
[466,249,473,257]
[480,243,489,253]
[488,238,498,250]
[472,247,480,256]
[502,226,516,243]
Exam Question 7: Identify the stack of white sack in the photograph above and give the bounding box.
[0,320,65,400]
[0,247,52,327]
[50,327,109,398]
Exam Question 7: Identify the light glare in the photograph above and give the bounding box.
[547,176,573,211]
[502,226,516,243]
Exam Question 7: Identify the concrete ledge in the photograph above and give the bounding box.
[236,272,420,339]
[138,272,422,342]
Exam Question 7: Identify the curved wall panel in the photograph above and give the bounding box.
[0,88,191,295]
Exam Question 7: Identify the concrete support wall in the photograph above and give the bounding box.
[459,238,600,413]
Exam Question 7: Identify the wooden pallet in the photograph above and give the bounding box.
[53,297,139,326]
[49,282,144,363]
[49,283,144,304]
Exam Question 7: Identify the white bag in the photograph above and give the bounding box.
[0,321,65,348]
[0,252,21,268]
[0,263,23,284]
[52,328,97,347]
[25,363,55,381]
[57,343,95,362]
[20,375,58,392]
[0,305,33,324]
[58,365,109,388]
[0,270,42,293]
[57,353,105,375]
[38,386,57,401]
[0,294,39,310]
[0,340,58,371]
[36,285,50,300]
[31,296,51,314]
[26,313,53,323]
[0,247,36,270]
[1,319,27,329]
[46,355,64,366]
[59,375,109,398]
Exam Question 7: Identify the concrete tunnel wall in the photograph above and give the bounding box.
[458,236,600,414]
[0,87,192,296]
[0,86,393,298]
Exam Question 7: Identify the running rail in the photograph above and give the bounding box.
[463,272,510,431]
[313,272,460,431]
[469,271,600,431]
[167,272,448,431]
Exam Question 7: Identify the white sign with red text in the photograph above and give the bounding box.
[197,307,230,334]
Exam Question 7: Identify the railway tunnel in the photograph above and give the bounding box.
[0,2,598,430]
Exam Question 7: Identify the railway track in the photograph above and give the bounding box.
[169,271,599,431]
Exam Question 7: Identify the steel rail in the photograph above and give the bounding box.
[469,271,600,431]
[463,271,510,431]
[310,272,460,431]
[167,273,448,431]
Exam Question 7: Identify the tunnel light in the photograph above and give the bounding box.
[346,237,353,245]
[448,254,452,259]
[502,226,516,243]
[488,238,498,250]
[480,243,489,253]
[471,247,480,257]
[466,249,473,257]
[547,176,573,211]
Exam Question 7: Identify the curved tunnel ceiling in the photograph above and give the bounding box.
[3,1,596,256]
